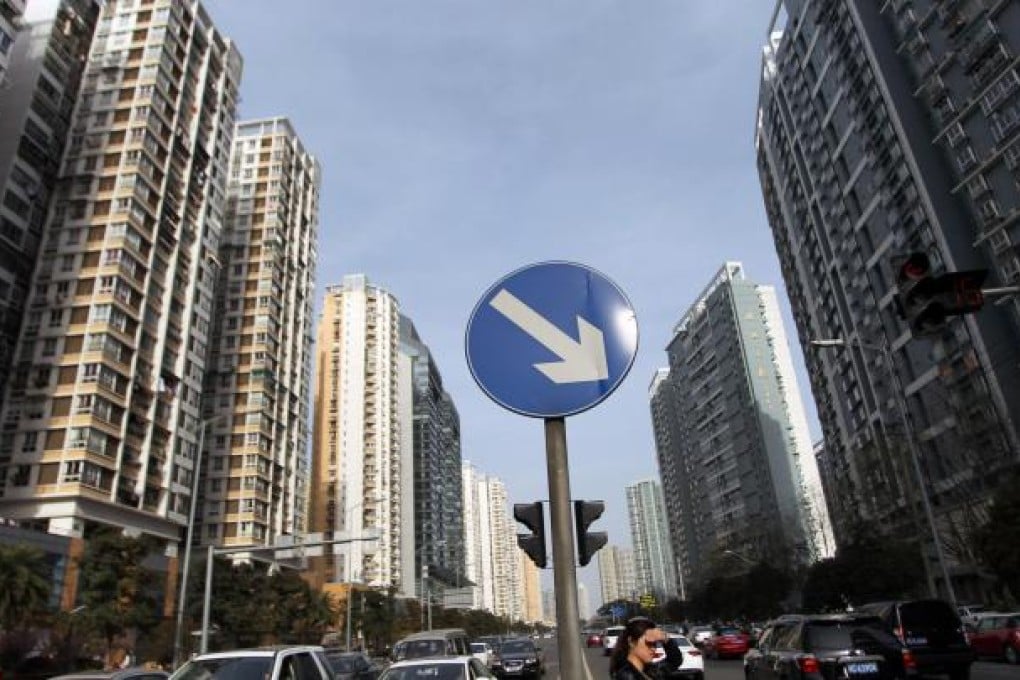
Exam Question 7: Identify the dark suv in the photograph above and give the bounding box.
[745,614,911,680]
[856,600,974,680]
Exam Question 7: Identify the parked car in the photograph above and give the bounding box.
[743,614,906,680]
[703,626,750,659]
[603,626,625,656]
[326,651,380,680]
[967,611,1020,664]
[654,633,703,680]
[491,638,544,678]
[856,600,974,680]
[585,632,603,648]
[169,645,334,680]
[471,642,494,667]
[379,656,494,680]
[688,626,714,648]
[50,670,169,680]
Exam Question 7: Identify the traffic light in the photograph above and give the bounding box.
[514,502,547,569]
[574,500,608,567]
[895,252,988,335]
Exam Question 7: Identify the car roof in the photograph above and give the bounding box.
[194,645,324,659]
[388,656,474,667]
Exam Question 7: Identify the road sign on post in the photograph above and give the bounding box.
[466,261,638,680]
[465,261,638,417]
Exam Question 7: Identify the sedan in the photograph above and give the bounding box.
[380,656,494,680]
[586,632,603,648]
[968,612,1020,663]
[703,627,750,659]
[325,651,379,680]
[653,634,704,680]
[492,639,544,678]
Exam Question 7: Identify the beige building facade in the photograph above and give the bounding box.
[0,0,241,549]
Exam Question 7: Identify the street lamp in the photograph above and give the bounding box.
[173,412,229,668]
[809,338,957,609]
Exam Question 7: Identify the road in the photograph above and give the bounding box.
[550,642,1020,680]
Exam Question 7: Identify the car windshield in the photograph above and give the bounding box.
[381,664,466,680]
[499,641,535,654]
[672,636,693,647]
[401,641,447,659]
[716,628,741,636]
[171,657,273,680]
[470,644,485,652]
[606,628,624,637]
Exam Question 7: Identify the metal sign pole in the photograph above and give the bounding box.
[545,417,583,680]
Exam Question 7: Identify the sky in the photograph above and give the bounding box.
[203,0,808,605]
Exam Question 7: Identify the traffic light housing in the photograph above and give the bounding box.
[895,252,988,335]
[574,500,608,567]
[514,502,547,569]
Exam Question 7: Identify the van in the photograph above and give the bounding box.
[856,599,975,680]
[392,629,471,661]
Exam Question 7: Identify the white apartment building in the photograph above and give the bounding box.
[626,479,677,603]
[0,0,241,547]
[310,275,400,589]
[199,117,319,550]
[597,544,636,606]
[459,462,524,619]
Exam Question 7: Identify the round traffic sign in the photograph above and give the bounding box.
[465,261,638,418]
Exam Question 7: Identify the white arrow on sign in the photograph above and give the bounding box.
[489,288,609,384]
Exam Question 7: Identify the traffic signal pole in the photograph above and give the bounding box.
[544,417,587,680]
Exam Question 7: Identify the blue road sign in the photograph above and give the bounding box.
[465,261,638,418]
[611,604,627,618]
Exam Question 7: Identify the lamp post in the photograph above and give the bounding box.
[200,534,379,654]
[810,338,957,609]
[173,412,229,668]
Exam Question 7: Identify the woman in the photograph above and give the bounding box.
[609,617,684,679]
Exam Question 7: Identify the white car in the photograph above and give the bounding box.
[603,626,625,656]
[688,626,714,647]
[653,634,704,680]
[470,642,494,667]
[170,646,333,680]
[380,656,495,680]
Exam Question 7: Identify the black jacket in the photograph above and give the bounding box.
[610,638,684,680]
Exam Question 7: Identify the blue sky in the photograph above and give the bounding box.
[204,1,808,605]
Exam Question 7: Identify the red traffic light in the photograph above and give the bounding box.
[898,252,931,282]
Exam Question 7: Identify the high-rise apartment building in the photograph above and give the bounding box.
[651,263,833,588]
[199,117,319,550]
[400,316,464,598]
[756,0,1020,596]
[0,0,97,415]
[597,544,636,606]
[460,462,528,619]
[625,479,677,602]
[0,0,25,84]
[0,0,240,549]
[310,275,399,589]
[520,550,542,624]
[461,462,494,611]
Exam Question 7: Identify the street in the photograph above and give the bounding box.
[564,643,1020,680]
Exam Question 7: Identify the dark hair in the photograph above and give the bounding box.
[609,617,657,674]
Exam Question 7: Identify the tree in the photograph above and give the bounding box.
[0,543,51,631]
[76,529,161,663]
[801,525,922,611]
[972,472,1020,600]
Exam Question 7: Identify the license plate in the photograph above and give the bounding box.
[845,662,878,675]
[906,636,927,646]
